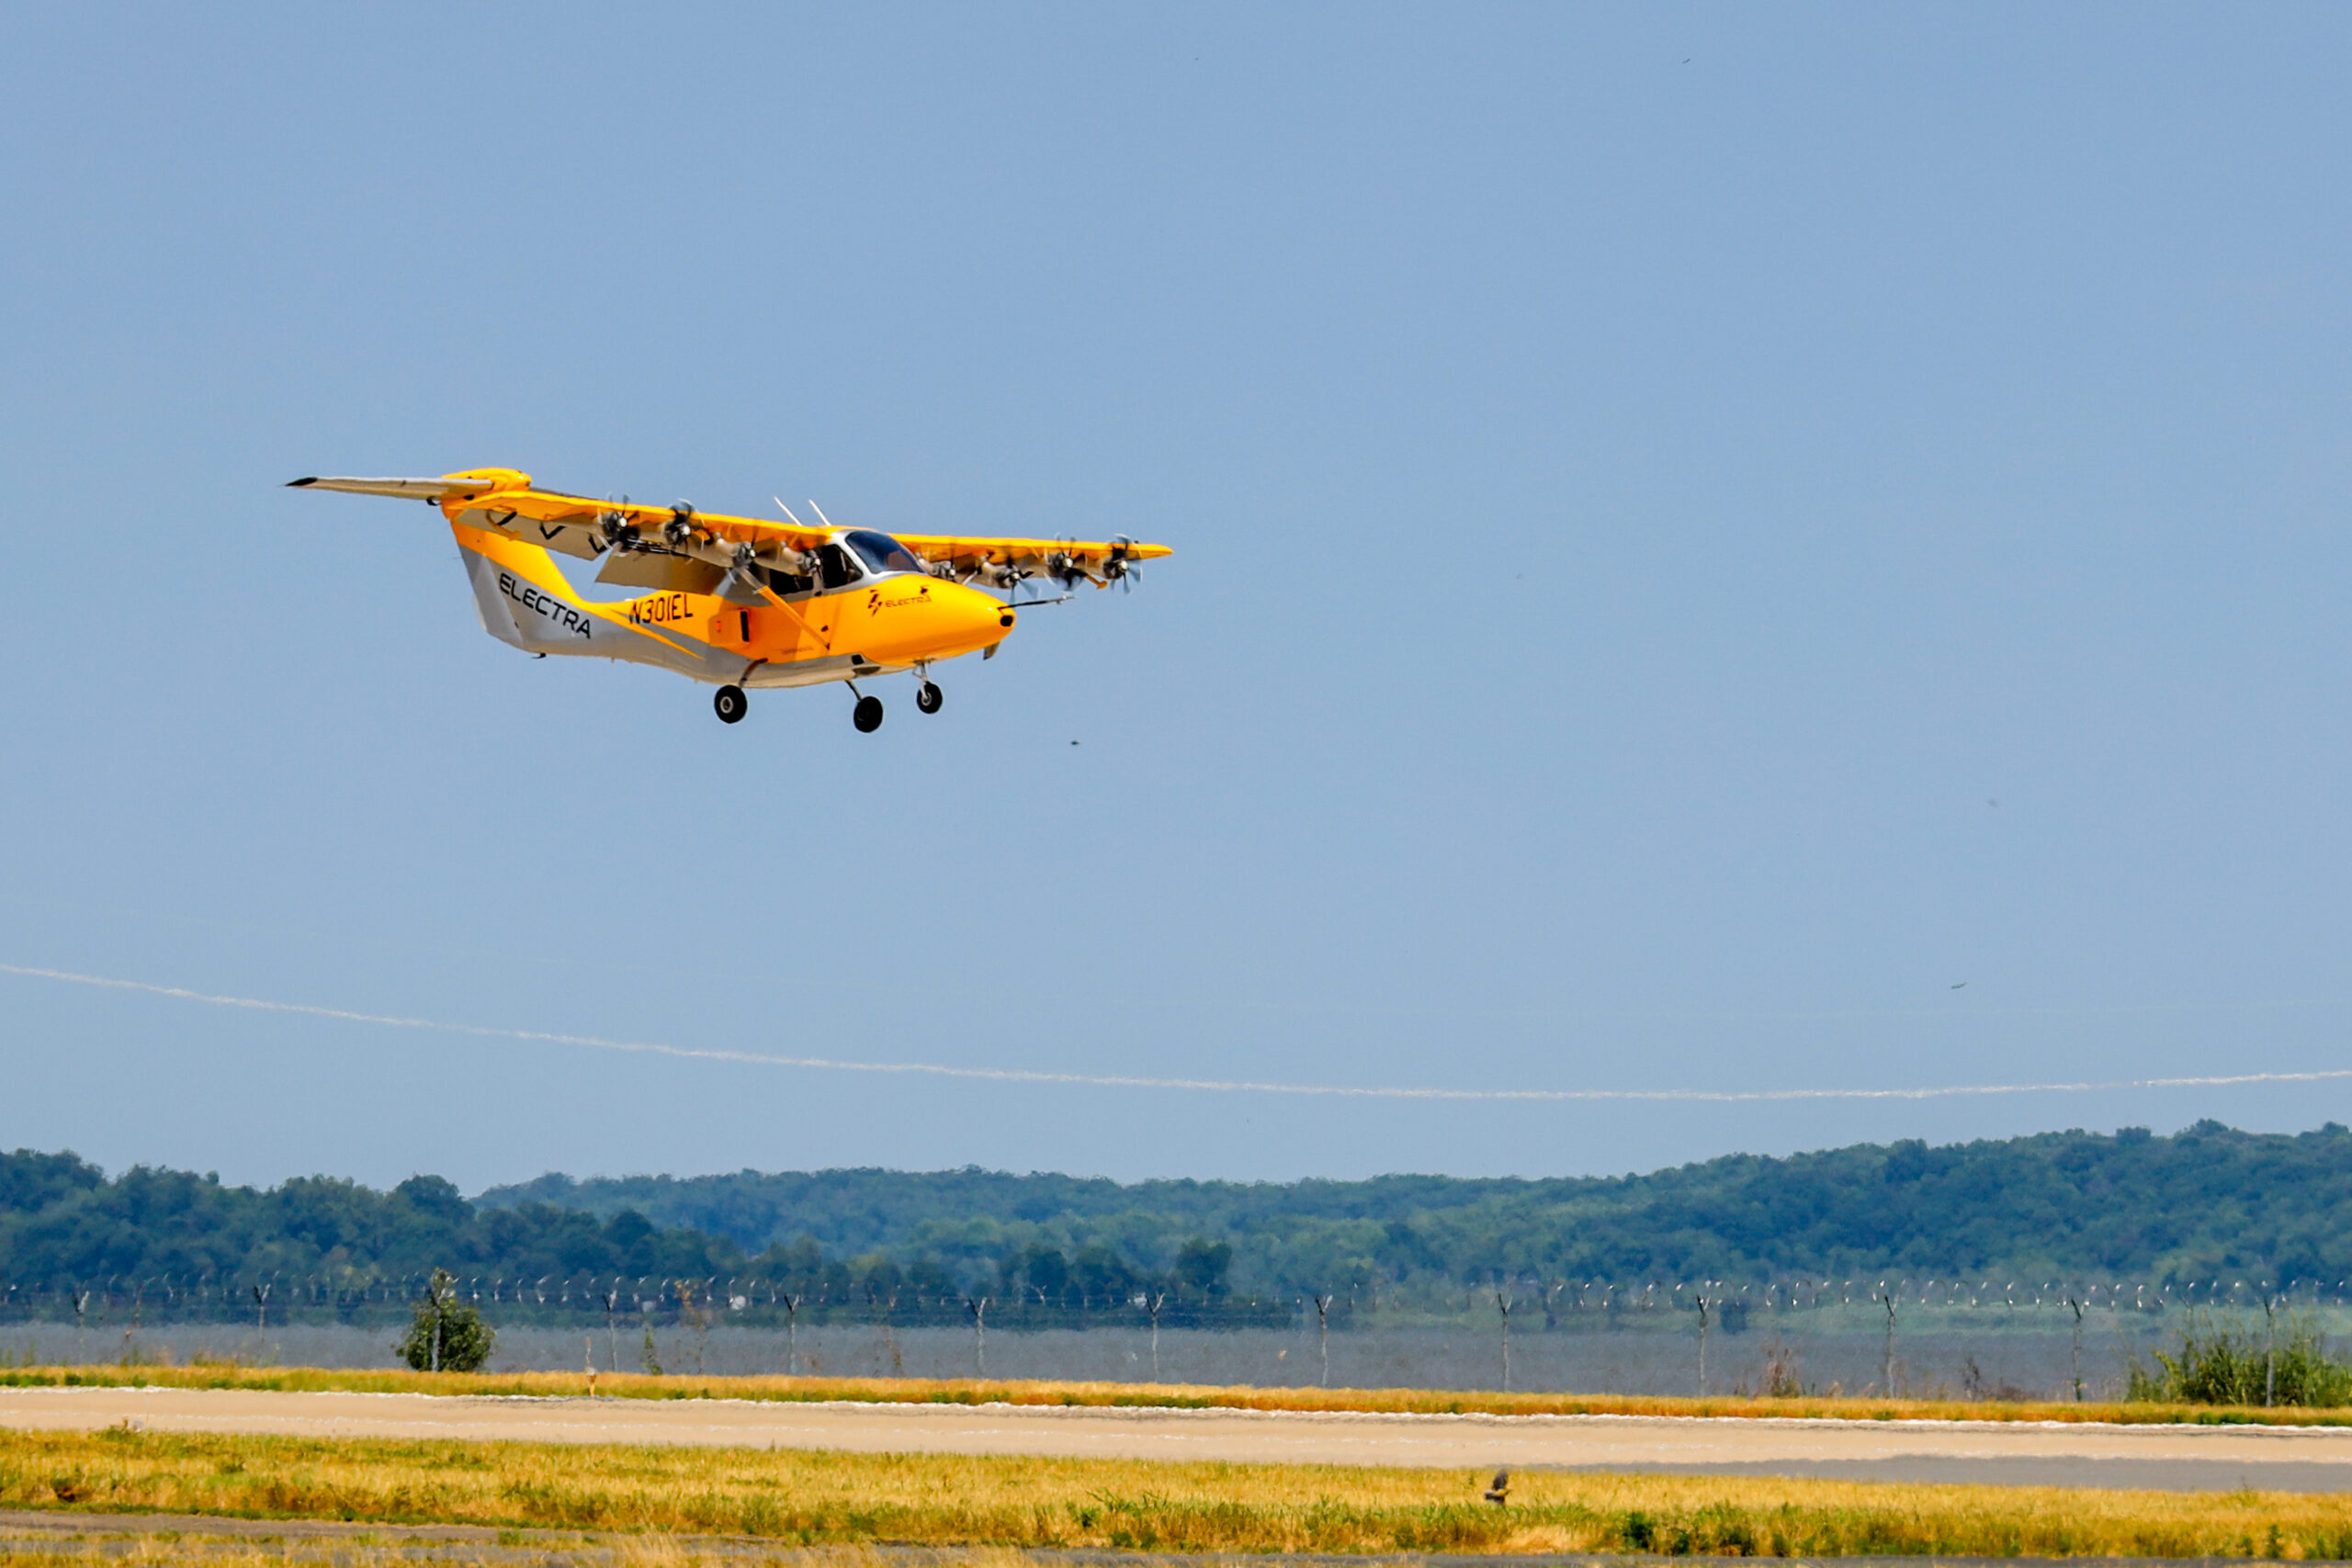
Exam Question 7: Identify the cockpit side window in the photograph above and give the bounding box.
[844,530,924,576]
[813,543,862,590]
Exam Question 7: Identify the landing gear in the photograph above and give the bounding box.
[916,681,944,715]
[714,684,747,724]
[853,694,885,733]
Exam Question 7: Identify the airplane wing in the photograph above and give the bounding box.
[888,529,1172,587]
[292,472,833,563]
[287,474,510,502]
[292,469,1170,585]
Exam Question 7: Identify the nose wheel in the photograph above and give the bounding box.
[714,684,748,724]
[916,681,944,715]
[853,694,885,732]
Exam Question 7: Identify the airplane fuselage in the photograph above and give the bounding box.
[454,516,1014,691]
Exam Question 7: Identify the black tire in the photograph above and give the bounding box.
[853,694,885,733]
[916,681,944,715]
[714,684,748,724]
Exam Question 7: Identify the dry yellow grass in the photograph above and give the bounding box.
[0,1544,995,1568]
[0,1425,2349,1556]
[2,1361,2338,1428]
[0,1540,944,1568]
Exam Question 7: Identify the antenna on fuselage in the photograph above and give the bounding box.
[805,500,839,533]
[774,499,811,530]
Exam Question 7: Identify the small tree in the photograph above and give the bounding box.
[396,1269,494,1372]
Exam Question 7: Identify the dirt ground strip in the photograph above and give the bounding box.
[0,1517,2280,1567]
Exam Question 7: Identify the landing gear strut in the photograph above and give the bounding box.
[915,681,944,715]
[853,694,885,733]
[714,684,747,724]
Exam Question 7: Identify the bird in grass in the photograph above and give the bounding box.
[1484,1469,1510,1506]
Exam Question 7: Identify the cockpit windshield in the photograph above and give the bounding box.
[844,530,924,576]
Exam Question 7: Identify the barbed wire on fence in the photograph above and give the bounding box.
[3,1269,2346,1331]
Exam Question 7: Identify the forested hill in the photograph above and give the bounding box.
[478,1121,2352,1288]
[6,1122,2349,1297]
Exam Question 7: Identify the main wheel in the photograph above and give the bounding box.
[714,684,748,724]
[853,694,885,732]
[916,681,944,715]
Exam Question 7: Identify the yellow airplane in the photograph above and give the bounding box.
[289,468,1169,729]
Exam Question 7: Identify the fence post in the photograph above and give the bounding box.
[2066,1291,2086,1401]
[1696,1285,1713,1397]
[2265,1287,2279,1408]
[1876,1283,1896,1395]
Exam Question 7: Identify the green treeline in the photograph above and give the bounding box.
[481,1120,2352,1292]
[0,1151,1247,1322]
[6,1122,2352,1313]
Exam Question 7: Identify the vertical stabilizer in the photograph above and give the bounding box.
[451,527,601,654]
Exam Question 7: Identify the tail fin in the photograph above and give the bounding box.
[450,524,602,653]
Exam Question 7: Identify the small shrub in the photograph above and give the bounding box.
[1758,1337,1804,1398]
[2128,1312,2352,1407]
[395,1269,494,1373]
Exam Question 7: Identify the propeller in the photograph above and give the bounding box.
[1046,539,1086,591]
[715,538,761,595]
[1102,535,1143,592]
[597,496,639,552]
[977,556,1030,591]
[662,502,700,549]
[770,501,822,575]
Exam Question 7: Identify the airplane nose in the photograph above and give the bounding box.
[963,584,1012,637]
[941,581,1012,652]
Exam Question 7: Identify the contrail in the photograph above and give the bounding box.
[2,961,2345,1103]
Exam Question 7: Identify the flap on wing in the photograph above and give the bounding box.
[594,550,726,594]
[891,532,1174,574]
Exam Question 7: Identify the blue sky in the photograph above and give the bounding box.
[3,4,2348,1192]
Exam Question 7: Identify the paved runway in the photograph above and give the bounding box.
[2,1386,2348,1492]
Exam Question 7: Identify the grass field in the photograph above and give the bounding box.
[0,1360,2341,1429]
[1,1425,2350,1557]
[4,1542,972,1568]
